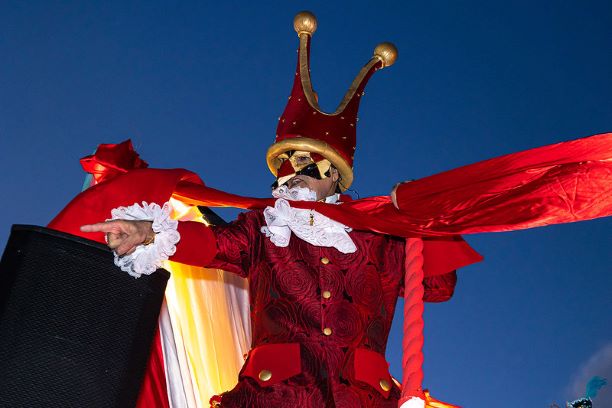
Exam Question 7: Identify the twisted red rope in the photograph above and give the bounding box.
[399,237,426,406]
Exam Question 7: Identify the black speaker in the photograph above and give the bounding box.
[0,225,170,408]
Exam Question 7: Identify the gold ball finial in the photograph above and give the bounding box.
[294,11,317,36]
[373,42,398,68]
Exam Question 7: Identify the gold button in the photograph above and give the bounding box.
[379,379,391,392]
[322,290,331,299]
[323,327,332,336]
[258,369,272,381]
[320,257,330,265]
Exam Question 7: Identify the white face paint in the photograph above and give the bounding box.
[272,185,318,202]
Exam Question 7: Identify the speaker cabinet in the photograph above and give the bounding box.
[0,225,169,407]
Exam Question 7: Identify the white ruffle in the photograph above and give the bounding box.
[271,185,318,202]
[399,397,425,408]
[271,185,340,204]
[260,197,356,254]
[109,201,180,278]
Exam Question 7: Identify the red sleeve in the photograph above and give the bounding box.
[171,211,261,278]
[206,211,262,278]
[171,221,217,266]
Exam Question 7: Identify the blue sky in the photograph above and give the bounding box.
[1,1,610,406]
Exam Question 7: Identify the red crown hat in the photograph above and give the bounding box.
[266,11,397,191]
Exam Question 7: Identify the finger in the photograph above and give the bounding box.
[80,222,121,233]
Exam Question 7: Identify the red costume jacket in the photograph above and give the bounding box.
[172,210,455,408]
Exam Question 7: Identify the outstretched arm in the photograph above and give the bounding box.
[80,219,217,264]
[80,208,258,278]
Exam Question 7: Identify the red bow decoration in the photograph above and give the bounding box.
[80,139,148,185]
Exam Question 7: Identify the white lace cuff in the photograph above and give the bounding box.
[109,201,180,278]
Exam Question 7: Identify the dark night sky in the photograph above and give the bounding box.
[1,1,610,406]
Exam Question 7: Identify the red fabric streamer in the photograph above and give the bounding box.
[393,132,612,234]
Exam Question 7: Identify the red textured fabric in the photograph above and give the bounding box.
[205,210,404,407]
[173,221,458,303]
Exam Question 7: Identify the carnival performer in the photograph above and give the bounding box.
[59,11,611,408]
[77,11,448,407]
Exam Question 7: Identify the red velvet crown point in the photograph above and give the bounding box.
[266,12,395,190]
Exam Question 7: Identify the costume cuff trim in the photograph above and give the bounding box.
[110,201,180,278]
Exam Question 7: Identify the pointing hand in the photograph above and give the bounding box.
[80,220,154,256]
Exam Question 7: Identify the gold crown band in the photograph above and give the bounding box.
[267,137,354,191]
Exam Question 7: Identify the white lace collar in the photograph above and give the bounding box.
[261,187,356,253]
